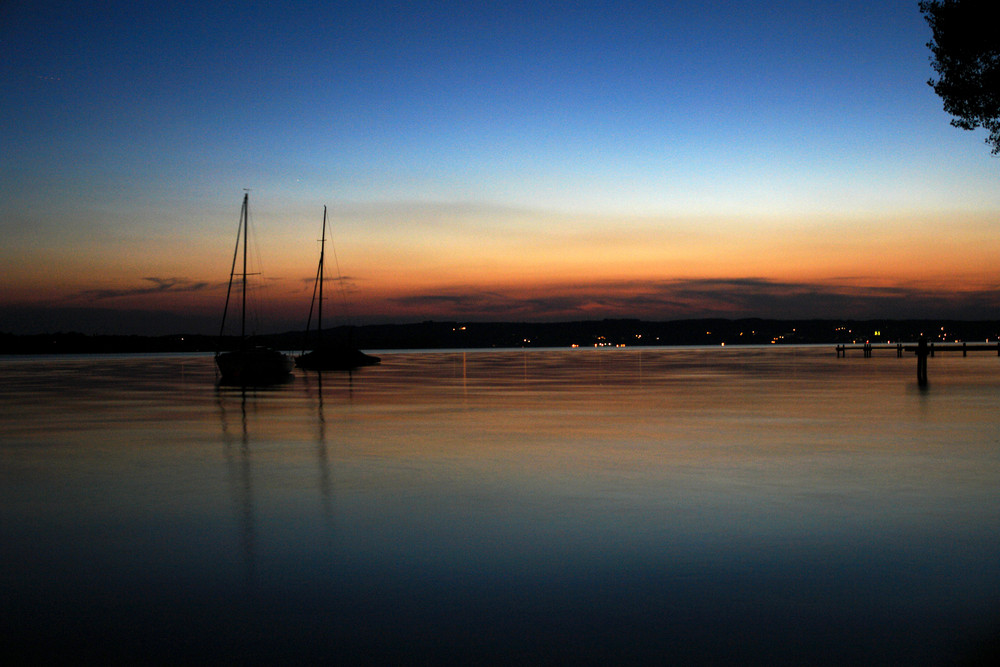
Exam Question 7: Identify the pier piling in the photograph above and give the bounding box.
[916,336,928,386]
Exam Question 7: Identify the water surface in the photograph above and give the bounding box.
[2,347,999,663]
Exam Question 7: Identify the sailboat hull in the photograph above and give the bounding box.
[216,347,294,384]
[295,346,380,371]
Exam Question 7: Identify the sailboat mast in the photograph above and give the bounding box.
[241,192,248,344]
[318,206,326,335]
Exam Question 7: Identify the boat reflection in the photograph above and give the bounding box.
[303,371,335,520]
[216,386,257,588]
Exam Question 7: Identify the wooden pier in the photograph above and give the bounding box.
[835,343,905,358]
[836,340,1000,386]
[836,341,1000,358]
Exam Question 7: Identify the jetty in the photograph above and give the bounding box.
[836,341,1000,358]
[837,339,1000,386]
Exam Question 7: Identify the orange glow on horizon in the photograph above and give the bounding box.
[4,206,1000,332]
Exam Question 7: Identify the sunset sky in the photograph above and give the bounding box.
[3,0,1000,335]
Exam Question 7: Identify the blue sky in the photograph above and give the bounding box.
[2,1,999,334]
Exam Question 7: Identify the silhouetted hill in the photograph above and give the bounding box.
[3,319,1000,354]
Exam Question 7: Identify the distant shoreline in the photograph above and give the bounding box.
[3,318,1000,355]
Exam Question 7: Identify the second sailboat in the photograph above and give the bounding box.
[295,206,380,371]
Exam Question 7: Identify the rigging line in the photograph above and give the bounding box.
[217,195,246,349]
[328,234,351,323]
[245,203,270,337]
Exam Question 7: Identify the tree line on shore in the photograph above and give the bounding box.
[4,319,1000,355]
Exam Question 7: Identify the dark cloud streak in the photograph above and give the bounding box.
[72,276,213,301]
[388,278,1000,322]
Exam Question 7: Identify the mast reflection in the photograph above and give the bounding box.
[217,386,257,589]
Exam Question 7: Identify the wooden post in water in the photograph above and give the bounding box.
[916,336,929,386]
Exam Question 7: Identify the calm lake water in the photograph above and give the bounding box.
[2,346,1000,664]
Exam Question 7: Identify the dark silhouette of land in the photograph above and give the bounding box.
[3,318,1000,355]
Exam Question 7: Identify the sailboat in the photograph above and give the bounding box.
[295,206,380,371]
[215,193,294,384]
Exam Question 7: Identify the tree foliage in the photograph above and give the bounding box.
[920,0,1000,154]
